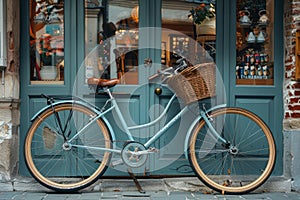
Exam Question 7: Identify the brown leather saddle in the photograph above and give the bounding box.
[87,78,120,88]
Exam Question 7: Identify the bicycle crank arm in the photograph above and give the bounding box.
[126,147,159,156]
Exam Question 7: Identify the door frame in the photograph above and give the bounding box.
[220,0,284,175]
[19,0,89,175]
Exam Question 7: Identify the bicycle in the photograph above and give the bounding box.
[24,59,276,194]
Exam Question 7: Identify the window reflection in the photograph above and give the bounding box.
[84,0,217,85]
[84,0,139,84]
[162,0,216,67]
[29,0,64,84]
[236,0,274,85]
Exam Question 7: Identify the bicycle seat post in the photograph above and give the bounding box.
[104,87,114,99]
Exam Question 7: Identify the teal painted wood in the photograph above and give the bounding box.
[151,92,195,175]
[19,0,164,176]
[19,0,30,176]
[139,0,193,175]
[19,0,81,175]
[227,0,283,176]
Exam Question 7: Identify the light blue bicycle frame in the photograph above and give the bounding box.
[34,88,227,157]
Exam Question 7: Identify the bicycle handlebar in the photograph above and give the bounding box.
[148,67,174,83]
[175,57,185,64]
[148,71,160,81]
[148,57,188,82]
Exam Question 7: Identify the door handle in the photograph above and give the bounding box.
[144,58,152,67]
[154,87,162,95]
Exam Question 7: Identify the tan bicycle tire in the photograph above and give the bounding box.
[188,107,276,194]
[24,103,112,192]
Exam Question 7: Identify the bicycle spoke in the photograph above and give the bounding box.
[25,103,111,192]
[64,109,74,136]
[189,107,275,194]
[53,108,65,137]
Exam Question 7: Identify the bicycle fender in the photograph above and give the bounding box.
[30,100,117,144]
[183,104,226,159]
[30,100,93,121]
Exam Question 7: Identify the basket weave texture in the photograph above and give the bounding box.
[167,62,216,105]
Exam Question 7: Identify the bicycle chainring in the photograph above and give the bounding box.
[121,141,148,168]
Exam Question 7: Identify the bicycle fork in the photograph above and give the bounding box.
[199,107,244,157]
[184,104,228,159]
[200,110,227,144]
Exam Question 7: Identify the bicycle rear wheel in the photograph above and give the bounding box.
[24,103,112,192]
[188,107,276,194]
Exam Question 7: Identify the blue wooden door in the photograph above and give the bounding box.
[219,0,283,175]
[19,0,183,176]
[82,0,194,176]
[19,0,152,176]
[19,0,78,176]
[76,0,199,176]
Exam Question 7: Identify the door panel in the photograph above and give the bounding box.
[83,0,141,175]
[235,97,274,123]
[153,93,195,175]
[149,0,217,175]
[229,0,283,175]
[20,0,71,176]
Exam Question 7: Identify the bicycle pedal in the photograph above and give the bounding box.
[148,147,159,153]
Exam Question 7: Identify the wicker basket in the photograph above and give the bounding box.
[167,62,216,104]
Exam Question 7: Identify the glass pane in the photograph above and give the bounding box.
[84,0,139,85]
[236,0,274,85]
[161,0,216,68]
[29,0,64,84]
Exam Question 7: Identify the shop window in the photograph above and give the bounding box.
[236,0,274,85]
[29,0,64,84]
[161,0,216,67]
[84,0,139,85]
[84,0,216,85]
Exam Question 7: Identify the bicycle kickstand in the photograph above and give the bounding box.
[127,168,146,194]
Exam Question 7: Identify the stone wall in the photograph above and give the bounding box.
[284,0,300,123]
[284,0,300,192]
[0,0,20,182]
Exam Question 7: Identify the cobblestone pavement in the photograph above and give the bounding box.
[0,177,298,199]
[0,191,300,200]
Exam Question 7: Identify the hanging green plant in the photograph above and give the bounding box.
[189,3,215,25]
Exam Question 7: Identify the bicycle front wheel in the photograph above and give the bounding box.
[24,103,112,192]
[188,107,276,194]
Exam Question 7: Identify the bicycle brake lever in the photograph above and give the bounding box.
[176,57,185,64]
[161,75,171,84]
